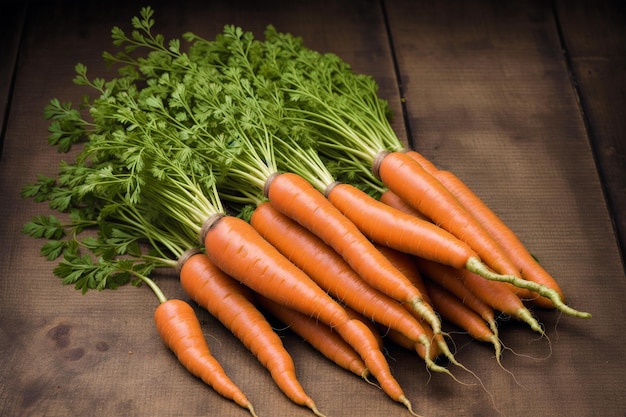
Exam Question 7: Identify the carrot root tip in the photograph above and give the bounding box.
[410,298,442,335]
[465,257,591,319]
[517,307,545,335]
[398,394,422,417]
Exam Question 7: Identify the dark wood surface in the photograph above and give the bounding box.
[1,1,624,416]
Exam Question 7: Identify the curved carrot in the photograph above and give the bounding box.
[249,201,441,370]
[178,251,323,416]
[255,295,370,380]
[265,172,440,335]
[377,151,588,318]
[327,182,480,271]
[415,258,543,335]
[201,214,416,413]
[423,280,502,363]
[154,298,257,417]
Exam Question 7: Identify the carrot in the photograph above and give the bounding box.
[249,201,447,373]
[255,294,370,380]
[154,298,258,417]
[423,280,502,364]
[415,258,543,335]
[327,182,484,273]
[376,150,589,318]
[201,213,417,414]
[178,250,324,416]
[264,172,441,336]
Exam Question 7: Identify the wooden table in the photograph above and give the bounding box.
[1,1,624,416]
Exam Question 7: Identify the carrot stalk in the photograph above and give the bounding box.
[178,250,323,416]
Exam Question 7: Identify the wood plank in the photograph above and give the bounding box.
[0,0,27,157]
[384,0,625,416]
[555,0,626,266]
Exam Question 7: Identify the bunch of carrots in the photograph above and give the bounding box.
[22,7,590,417]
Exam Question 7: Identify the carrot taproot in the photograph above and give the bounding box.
[249,201,445,373]
[423,280,502,364]
[200,213,417,414]
[255,294,370,380]
[376,150,589,318]
[178,250,324,416]
[415,257,543,335]
[154,298,258,417]
[264,172,440,337]
[326,182,482,273]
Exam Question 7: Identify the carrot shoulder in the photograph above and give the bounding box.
[154,298,257,417]
[264,172,440,335]
[201,214,416,413]
[178,250,322,416]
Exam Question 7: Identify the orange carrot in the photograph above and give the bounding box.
[376,151,586,317]
[327,182,482,272]
[154,298,257,417]
[178,250,323,416]
[201,214,416,413]
[423,280,502,362]
[415,257,543,335]
[249,201,444,371]
[255,295,370,380]
[264,172,440,335]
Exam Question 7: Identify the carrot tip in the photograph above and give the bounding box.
[410,298,442,335]
[307,400,326,417]
[398,394,422,417]
[246,404,259,417]
[517,307,545,335]
[465,257,591,319]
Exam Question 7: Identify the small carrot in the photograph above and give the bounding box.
[376,151,589,318]
[154,298,258,417]
[423,280,502,364]
[416,257,543,335]
[249,201,445,371]
[178,250,323,416]
[255,294,370,380]
[201,213,417,414]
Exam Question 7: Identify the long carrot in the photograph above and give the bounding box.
[264,172,440,336]
[375,150,588,318]
[178,250,323,416]
[201,213,417,414]
[154,298,258,416]
[415,258,543,335]
[255,294,370,380]
[249,201,447,371]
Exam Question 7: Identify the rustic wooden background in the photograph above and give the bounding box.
[1,1,624,416]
